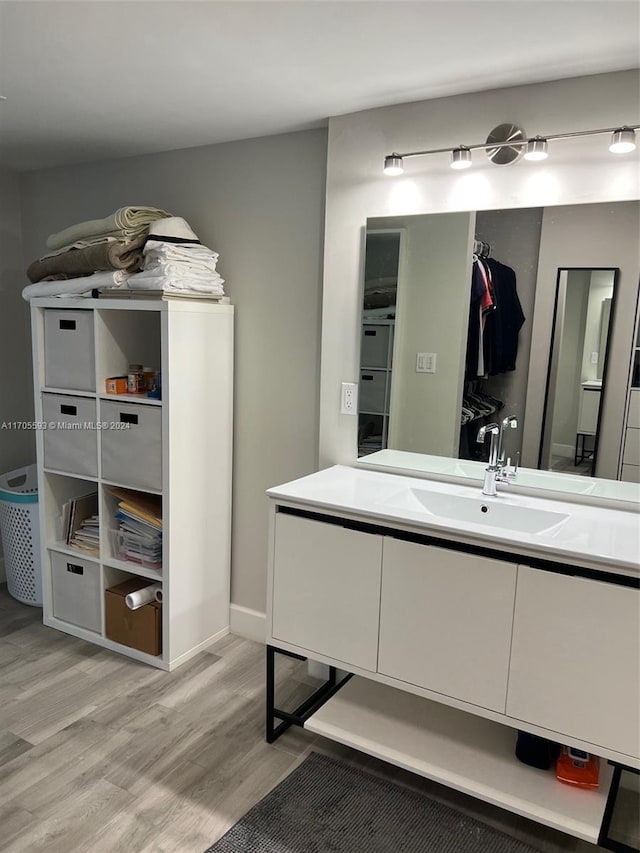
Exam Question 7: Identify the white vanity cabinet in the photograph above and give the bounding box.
[266,466,640,848]
[378,539,517,712]
[507,566,640,759]
[271,512,382,671]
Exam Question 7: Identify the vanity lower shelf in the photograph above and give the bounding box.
[305,676,613,845]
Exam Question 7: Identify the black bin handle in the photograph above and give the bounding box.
[120,412,138,425]
[60,404,77,416]
[59,319,77,331]
[66,563,84,575]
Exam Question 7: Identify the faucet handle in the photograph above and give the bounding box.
[476,422,500,443]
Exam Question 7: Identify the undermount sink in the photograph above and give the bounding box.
[384,487,570,534]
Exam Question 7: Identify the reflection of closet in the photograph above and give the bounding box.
[460,236,526,461]
[358,321,394,455]
[620,299,640,482]
[358,229,400,455]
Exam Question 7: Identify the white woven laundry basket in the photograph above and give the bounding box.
[0,464,42,606]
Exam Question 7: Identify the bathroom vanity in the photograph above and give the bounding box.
[265,465,639,849]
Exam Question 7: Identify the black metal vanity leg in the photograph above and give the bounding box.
[265,644,350,744]
[266,644,276,743]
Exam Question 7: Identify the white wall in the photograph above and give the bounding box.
[369,213,473,457]
[19,129,327,613]
[0,167,35,584]
[319,70,640,471]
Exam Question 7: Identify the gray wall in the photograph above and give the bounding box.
[0,167,34,583]
[19,129,327,614]
[0,167,34,469]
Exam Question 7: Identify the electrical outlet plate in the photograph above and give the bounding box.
[340,382,358,415]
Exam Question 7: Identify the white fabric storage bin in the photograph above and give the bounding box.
[44,309,95,391]
[42,394,98,477]
[51,550,101,632]
[359,370,387,413]
[101,400,162,491]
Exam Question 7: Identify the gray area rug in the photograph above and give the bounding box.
[205,751,543,852]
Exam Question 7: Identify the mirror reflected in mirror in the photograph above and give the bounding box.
[357,201,639,498]
[539,268,617,477]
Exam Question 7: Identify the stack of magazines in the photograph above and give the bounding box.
[70,514,100,554]
[61,492,99,556]
[109,488,162,570]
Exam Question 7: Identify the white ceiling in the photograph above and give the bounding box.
[0,0,638,171]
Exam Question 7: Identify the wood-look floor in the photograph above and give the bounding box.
[0,586,616,852]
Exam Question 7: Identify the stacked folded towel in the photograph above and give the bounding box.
[46,206,170,251]
[26,206,170,284]
[22,211,226,300]
[124,217,225,295]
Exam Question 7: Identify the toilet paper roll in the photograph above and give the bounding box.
[154,588,163,603]
[125,583,162,610]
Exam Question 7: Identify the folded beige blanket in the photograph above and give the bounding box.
[27,237,145,283]
[46,206,169,251]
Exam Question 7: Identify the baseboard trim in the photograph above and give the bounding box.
[552,443,575,460]
[230,604,266,643]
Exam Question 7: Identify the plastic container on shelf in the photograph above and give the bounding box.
[0,464,42,606]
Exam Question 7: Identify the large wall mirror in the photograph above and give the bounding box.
[356,201,639,495]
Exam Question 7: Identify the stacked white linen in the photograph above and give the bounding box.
[124,217,225,295]
[22,271,131,301]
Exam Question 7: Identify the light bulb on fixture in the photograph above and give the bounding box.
[450,147,472,170]
[524,137,549,161]
[384,154,404,175]
[609,127,636,154]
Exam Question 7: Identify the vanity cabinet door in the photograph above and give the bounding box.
[378,538,517,712]
[507,566,640,760]
[271,513,382,671]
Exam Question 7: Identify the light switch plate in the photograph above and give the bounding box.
[416,352,437,373]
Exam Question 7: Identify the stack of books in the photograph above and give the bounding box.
[61,493,100,556]
[109,488,162,570]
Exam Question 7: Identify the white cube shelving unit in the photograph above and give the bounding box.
[30,296,234,670]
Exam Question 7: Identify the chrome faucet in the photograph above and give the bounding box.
[497,415,519,469]
[477,422,510,496]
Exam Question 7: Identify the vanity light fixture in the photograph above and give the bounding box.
[383,153,404,175]
[450,146,472,170]
[384,122,640,174]
[609,127,637,154]
[524,136,549,161]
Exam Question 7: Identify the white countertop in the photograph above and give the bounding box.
[267,465,640,578]
[357,449,640,506]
